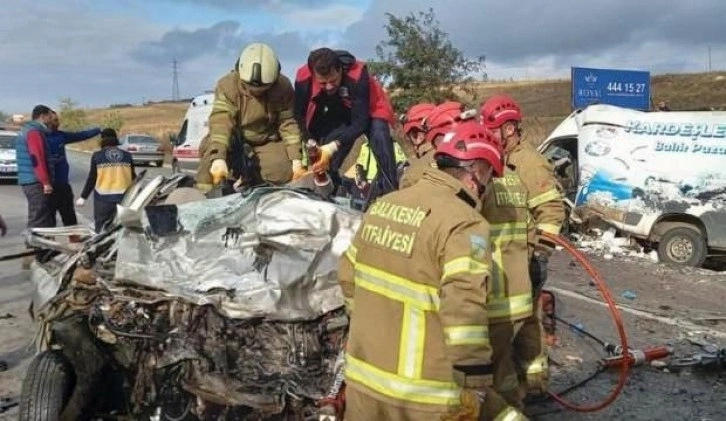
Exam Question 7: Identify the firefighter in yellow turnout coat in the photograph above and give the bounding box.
[339,121,528,421]
[196,42,303,192]
[479,94,566,408]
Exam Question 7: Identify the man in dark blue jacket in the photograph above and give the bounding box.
[47,111,101,226]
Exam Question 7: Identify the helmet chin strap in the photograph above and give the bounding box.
[415,142,433,158]
[463,165,492,200]
[478,166,495,199]
[245,83,271,96]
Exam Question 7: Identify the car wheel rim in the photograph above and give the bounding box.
[667,236,694,263]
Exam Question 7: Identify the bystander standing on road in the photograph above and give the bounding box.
[0,214,6,236]
[47,111,101,227]
[76,129,135,232]
[15,105,55,230]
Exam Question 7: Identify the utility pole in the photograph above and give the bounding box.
[708,46,712,73]
[172,59,180,101]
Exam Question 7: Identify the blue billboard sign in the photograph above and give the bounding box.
[571,67,651,110]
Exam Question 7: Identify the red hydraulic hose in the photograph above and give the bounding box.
[540,231,630,413]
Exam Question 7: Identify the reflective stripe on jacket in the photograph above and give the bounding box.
[338,169,494,413]
[481,167,534,324]
[506,141,566,255]
[347,141,408,182]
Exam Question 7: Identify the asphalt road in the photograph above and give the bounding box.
[0,151,724,420]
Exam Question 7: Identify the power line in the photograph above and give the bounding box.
[172,59,180,101]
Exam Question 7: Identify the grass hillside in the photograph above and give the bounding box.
[63,71,726,156]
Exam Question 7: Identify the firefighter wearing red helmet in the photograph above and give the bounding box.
[401,102,436,152]
[479,94,566,408]
[338,121,527,421]
[399,101,477,188]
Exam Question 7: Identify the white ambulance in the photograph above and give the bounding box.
[539,104,726,267]
[171,93,214,175]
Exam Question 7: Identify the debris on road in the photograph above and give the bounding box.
[571,228,636,257]
[565,355,584,364]
[621,290,637,300]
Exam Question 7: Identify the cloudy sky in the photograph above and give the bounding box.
[1,0,724,113]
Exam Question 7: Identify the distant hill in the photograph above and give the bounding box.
[470,71,726,117]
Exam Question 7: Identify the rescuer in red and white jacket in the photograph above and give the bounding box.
[294,48,397,206]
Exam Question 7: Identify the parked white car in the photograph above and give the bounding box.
[118,133,165,167]
[0,128,18,182]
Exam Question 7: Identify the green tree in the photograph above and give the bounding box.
[0,111,9,123]
[58,97,88,131]
[102,111,124,132]
[368,8,486,113]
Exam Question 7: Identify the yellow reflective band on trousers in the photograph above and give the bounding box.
[487,293,533,320]
[345,354,461,407]
[443,325,489,346]
[354,263,439,379]
[524,355,548,375]
[536,223,561,235]
[489,222,528,298]
[441,257,490,282]
[494,406,529,421]
[527,188,561,208]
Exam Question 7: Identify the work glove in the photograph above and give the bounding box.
[75,198,86,207]
[441,388,529,421]
[441,389,482,421]
[312,142,339,174]
[291,159,307,181]
[210,159,229,185]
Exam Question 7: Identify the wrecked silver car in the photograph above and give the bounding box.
[20,173,359,420]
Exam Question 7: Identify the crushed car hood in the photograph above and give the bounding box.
[113,186,361,321]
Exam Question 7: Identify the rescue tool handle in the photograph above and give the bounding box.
[600,345,673,368]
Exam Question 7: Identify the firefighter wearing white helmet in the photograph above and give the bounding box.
[197,42,304,192]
